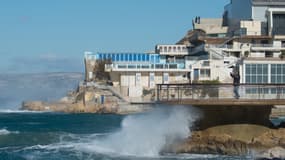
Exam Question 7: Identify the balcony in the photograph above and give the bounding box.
[251,44,285,51]
[157,45,189,56]
[105,63,189,72]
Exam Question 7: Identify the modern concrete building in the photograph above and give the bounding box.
[84,48,192,97]
[84,0,285,98]
[224,0,285,84]
[224,0,285,36]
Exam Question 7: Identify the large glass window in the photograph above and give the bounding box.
[146,55,150,61]
[271,64,285,83]
[142,54,146,61]
[124,54,128,61]
[112,54,116,61]
[129,54,133,61]
[245,64,268,84]
[150,55,155,63]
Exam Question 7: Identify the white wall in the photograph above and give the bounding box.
[252,6,268,22]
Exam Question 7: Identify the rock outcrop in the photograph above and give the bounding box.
[257,147,285,159]
[21,83,150,114]
[172,124,285,158]
[22,100,119,113]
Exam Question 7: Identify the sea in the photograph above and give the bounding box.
[0,73,283,160]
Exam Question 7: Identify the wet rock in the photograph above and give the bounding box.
[173,125,285,156]
[256,147,285,160]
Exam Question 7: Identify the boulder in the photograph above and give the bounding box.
[173,125,285,156]
[256,147,285,160]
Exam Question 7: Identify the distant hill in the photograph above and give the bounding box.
[0,72,83,109]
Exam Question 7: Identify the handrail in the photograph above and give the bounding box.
[157,83,285,86]
[156,83,285,102]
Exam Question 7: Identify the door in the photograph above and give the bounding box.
[194,69,199,81]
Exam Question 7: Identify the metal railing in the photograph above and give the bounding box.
[251,44,274,47]
[105,63,187,71]
[157,83,285,102]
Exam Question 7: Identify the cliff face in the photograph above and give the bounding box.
[173,124,285,159]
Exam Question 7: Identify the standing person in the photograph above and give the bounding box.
[230,69,240,99]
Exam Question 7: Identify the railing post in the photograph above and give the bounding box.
[178,86,180,103]
[157,85,160,102]
[167,85,169,101]
[258,85,260,100]
[192,85,194,99]
[277,85,281,100]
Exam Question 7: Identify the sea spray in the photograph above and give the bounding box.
[80,106,201,157]
[0,128,19,135]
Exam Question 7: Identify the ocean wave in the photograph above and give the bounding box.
[0,109,49,113]
[0,129,19,135]
[19,143,244,159]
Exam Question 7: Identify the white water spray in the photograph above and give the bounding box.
[80,106,201,157]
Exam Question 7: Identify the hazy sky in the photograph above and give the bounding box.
[0,0,229,73]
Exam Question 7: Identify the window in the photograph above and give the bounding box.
[200,69,211,78]
[112,54,116,61]
[245,64,268,84]
[129,54,133,61]
[271,64,285,84]
[146,55,150,61]
[142,54,146,61]
[124,54,128,61]
[150,55,154,63]
[265,52,273,58]
[202,61,210,67]
[164,47,167,52]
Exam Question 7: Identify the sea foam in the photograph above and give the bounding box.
[0,129,19,135]
[78,106,201,157]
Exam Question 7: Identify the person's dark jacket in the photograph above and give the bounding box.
[230,72,240,86]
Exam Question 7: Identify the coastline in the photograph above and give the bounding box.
[21,81,152,114]
[21,81,285,159]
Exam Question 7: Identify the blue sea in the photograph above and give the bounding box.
[0,73,281,160]
[0,112,255,160]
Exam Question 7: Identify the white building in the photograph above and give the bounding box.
[224,0,285,36]
[84,0,285,99]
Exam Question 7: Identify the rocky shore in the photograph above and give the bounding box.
[21,82,285,159]
[22,82,150,114]
[172,124,285,159]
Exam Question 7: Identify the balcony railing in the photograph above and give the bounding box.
[105,63,187,71]
[157,83,285,102]
[251,44,274,47]
[206,44,233,49]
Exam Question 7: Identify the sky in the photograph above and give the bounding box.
[0,0,229,73]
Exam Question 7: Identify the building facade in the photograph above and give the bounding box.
[84,0,285,98]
